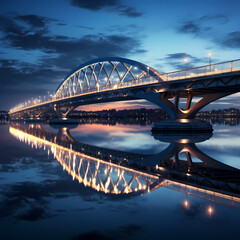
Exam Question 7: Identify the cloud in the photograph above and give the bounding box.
[199,15,229,24]
[16,14,52,28]
[70,0,143,18]
[0,15,146,63]
[72,231,116,240]
[177,14,228,36]
[76,25,95,30]
[176,14,240,50]
[177,20,211,37]
[219,31,240,49]
[117,6,142,17]
[160,52,205,69]
[178,22,200,34]
[71,0,119,10]
[0,14,146,109]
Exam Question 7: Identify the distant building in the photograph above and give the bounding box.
[0,111,9,120]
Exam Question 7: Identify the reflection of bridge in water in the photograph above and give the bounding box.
[9,123,240,209]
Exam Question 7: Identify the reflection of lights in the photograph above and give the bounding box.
[155,165,165,171]
[180,139,189,144]
[179,119,190,123]
[207,206,214,216]
[9,127,158,195]
[184,200,189,209]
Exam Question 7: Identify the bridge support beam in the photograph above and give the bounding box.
[50,105,78,124]
[143,91,235,132]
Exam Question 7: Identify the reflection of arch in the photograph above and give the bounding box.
[9,123,240,207]
[9,124,158,196]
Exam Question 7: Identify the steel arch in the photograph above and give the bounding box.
[55,57,163,99]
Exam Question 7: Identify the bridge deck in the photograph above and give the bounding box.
[9,59,240,115]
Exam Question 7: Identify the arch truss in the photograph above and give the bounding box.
[55,57,162,99]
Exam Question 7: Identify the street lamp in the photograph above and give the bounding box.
[184,57,188,69]
[208,52,212,66]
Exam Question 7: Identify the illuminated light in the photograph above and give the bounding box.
[155,164,158,169]
[180,139,189,144]
[179,119,190,123]
[184,57,188,63]
[207,206,214,216]
[113,84,118,89]
[186,173,191,176]
[184,200,190,209]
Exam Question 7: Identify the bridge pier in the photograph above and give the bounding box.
[145,91,234,132]
[49,105,78,124]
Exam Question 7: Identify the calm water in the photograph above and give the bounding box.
[0,121,240,240]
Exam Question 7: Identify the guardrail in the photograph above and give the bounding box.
[163,58,240,81]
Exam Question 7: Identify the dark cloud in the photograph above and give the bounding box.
[177,14,228,38]
[199,14,229,24]
[77,25,95,30]
[72,231,116,240]
[70,0,143,18]
[220,31,240,49]
[71,0,119,10]
[161,53,205,69]
[178,22,200,34]
[117,6,142,17]
[16,14,49,28]
[176,14,240,51]
[0,15,145,65]
[0,14,146,108]
[177,21,211,36]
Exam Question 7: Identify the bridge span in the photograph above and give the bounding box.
[9,57,240,124]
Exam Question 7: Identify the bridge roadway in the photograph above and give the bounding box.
[9,123,240,207]
[9,58,240,121]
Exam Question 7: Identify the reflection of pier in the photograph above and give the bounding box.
[9,123,240,208]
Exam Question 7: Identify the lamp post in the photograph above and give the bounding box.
[184,57,188,77]
[208,53,212,65]
[208,53,212,71]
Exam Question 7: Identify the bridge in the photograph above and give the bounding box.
[9,123,240,208]
[9,57,240,126]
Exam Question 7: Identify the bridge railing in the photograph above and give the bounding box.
[9,76,160,113]
[163,59,240,81]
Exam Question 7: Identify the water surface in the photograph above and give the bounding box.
[0,121,240,240]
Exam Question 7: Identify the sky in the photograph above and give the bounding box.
[1,0,240,111]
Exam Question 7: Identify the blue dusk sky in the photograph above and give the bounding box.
[0,0,240,111]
